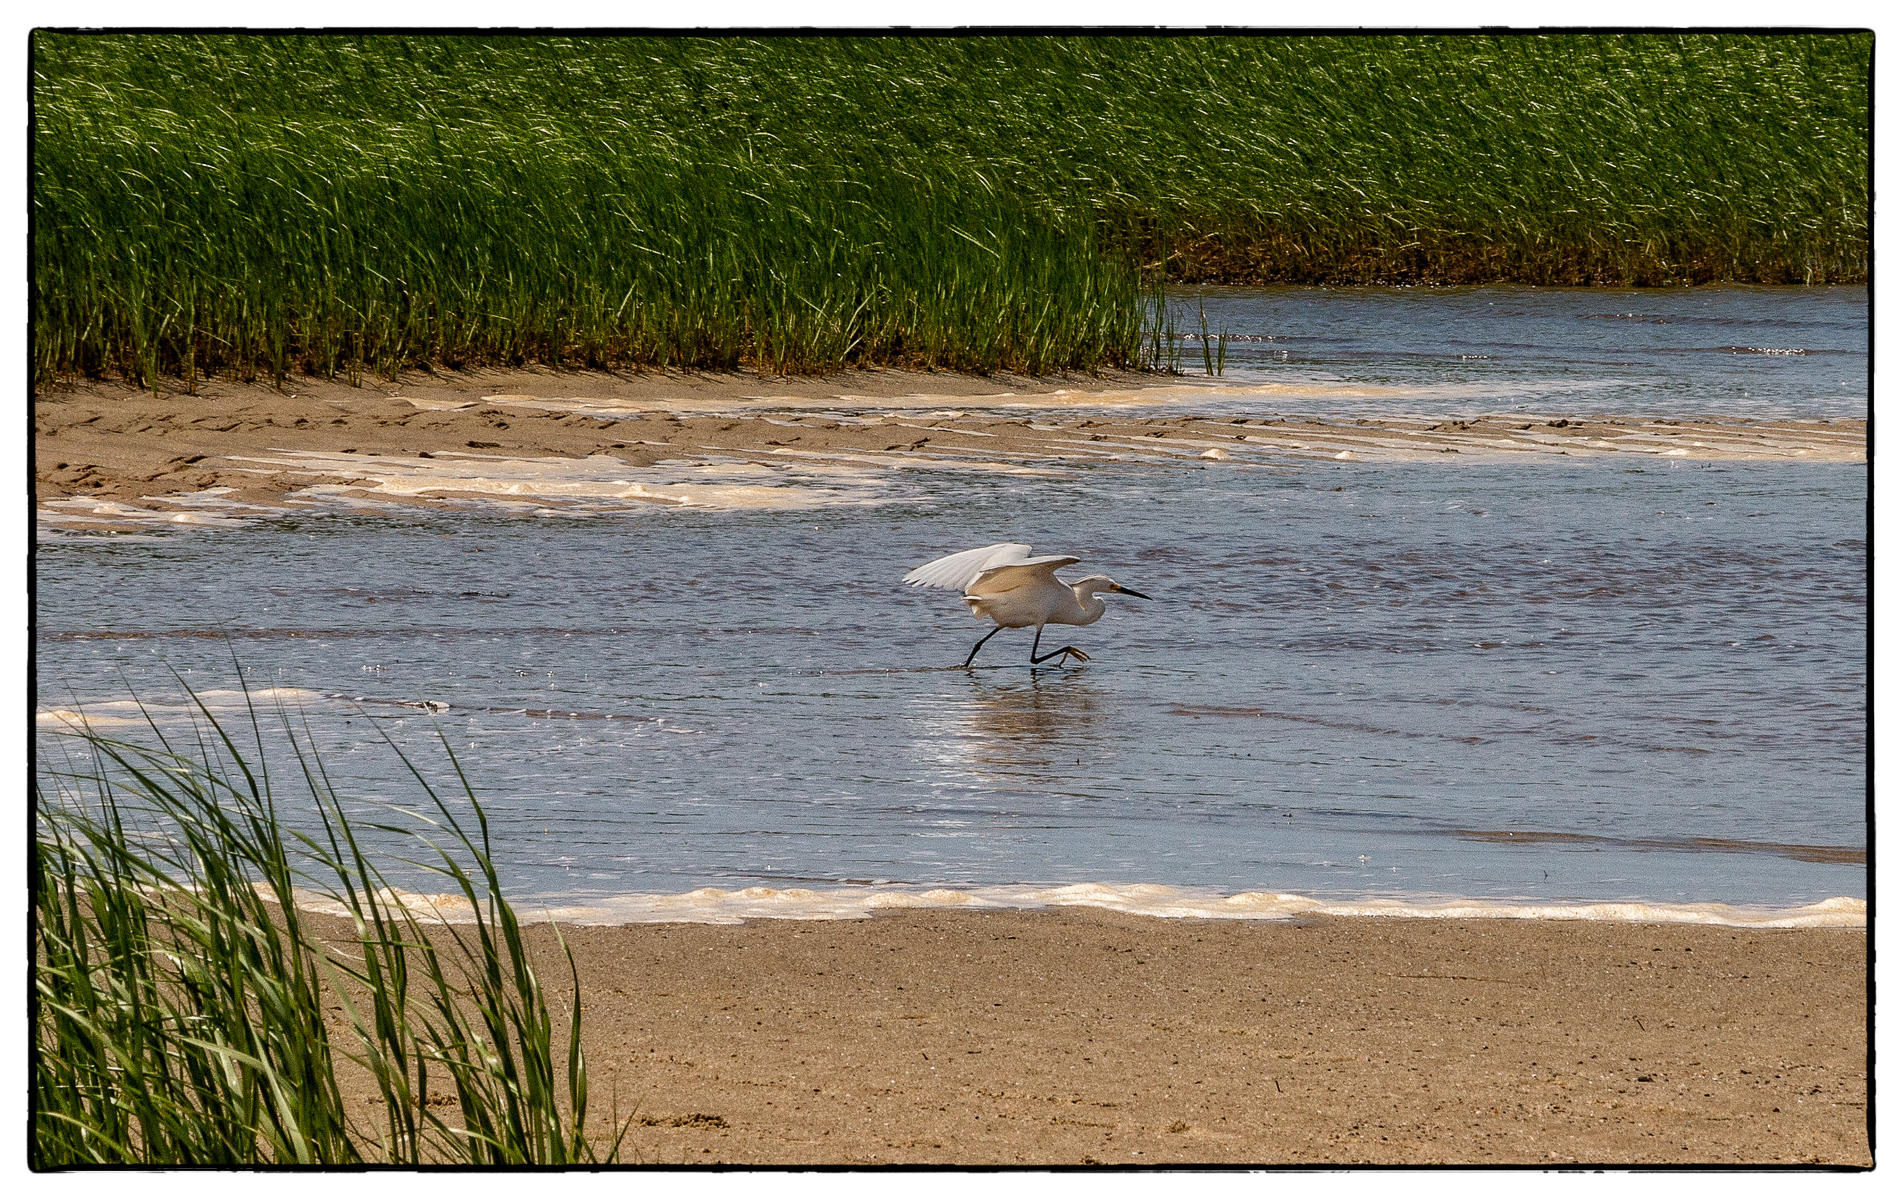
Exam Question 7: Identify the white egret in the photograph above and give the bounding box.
[904,542,1150,668]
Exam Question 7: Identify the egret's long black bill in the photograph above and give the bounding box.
[1117,586,1151,599]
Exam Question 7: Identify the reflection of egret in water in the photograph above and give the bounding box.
[952,673,1109,789]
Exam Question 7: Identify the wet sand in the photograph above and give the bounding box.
[322,907,1869,1166]
[35,368,1866,530]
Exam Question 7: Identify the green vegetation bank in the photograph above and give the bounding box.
[32,33,1870,385]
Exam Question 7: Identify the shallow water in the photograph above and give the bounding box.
[1169,284,1866,419]
[35,286,1867,922]
[37,464,1866,915]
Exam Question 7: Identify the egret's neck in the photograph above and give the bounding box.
[1069,581,1109,622]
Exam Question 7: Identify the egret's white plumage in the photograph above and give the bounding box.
[904,542,1149,667]
[901,542,1079,591]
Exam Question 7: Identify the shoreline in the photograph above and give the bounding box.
[280,880,1866,931]
[35,367,1867,531]
[315,906,1868,1165]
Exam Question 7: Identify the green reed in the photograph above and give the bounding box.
[33,688,627,1166]
[31,33,1869,388]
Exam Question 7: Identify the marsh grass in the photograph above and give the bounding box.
[31,33,1870,388]
[33,687,627,1166]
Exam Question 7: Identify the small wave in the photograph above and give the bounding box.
[1170,703,1489,744]
[1577,312,1841,330]
[37,687,330,728]
[305,883,1866,929]
[36,707,147,729]
[1458,828,1863,865]
[39,494,268,531]
[37,687,696,729]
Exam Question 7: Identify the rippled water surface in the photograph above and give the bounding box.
[1172,284,1866,418]
[36,287,1867,916]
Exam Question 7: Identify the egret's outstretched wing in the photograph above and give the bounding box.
[904,543,1037,591]
[966,555,1083,596]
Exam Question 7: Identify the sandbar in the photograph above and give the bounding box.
[35,367,1866,530]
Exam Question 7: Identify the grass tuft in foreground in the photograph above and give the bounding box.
[33,689,624,1166]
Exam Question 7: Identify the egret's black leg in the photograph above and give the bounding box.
[962,624,1005,668]
[1029,626,1091,666]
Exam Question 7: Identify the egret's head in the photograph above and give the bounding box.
[1072,574,1150,600]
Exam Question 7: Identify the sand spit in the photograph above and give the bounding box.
[302,907,1868,1166]
[36,368,1865,530]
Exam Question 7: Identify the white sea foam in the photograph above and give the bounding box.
[750,446,1065,476]
[426,375,1648,422]
[287,886,477,922]
[38,487,302,534]
[36,707,148,729]
[310,882,1865,930]
[227,449,897,512]
[39,495,261,530]
[37,688,332,729]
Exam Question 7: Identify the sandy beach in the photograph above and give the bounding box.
[316,907,1869,1167]
[35,367,1866,531]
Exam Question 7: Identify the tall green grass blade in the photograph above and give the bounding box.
[33,686,619,1165]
